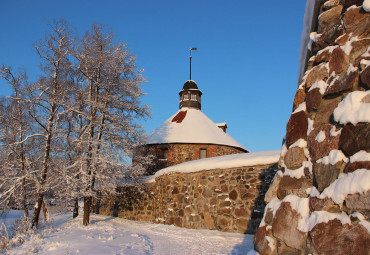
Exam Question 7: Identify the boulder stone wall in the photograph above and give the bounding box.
[254,1,370,254]
[96,163,277,234]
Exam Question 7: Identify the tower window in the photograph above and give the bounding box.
[157,148,169,160]
[184,95,189,100]
[199,148,207,159]
[191,94,197,101]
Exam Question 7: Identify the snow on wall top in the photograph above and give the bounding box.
[147,150,280,182]
[146,107,247,151]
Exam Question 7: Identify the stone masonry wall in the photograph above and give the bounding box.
[254,1,370,254]
[143,143,246,174]
[97,162,277,234]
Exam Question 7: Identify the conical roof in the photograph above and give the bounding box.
[146,108,248,151]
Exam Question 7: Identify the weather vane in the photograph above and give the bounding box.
[189,47,197,80]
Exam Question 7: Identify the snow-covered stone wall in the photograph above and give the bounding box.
[254,1,370,254]
[96,153,278,234]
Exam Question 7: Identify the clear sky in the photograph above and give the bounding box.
[0,0,307,152]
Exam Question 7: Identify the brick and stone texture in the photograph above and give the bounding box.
[140,143,246,174]
[96,163,277,234]
[254,1,370,254]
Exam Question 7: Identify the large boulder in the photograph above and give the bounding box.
[286,111,308,147]
[292,88,306,111]
[284,147,307,170]
[328,47,348,75]
[318,5,343,33]
[277,176,312,199]
[306,65,329,90]
[313,98,341,128]
[313,161,346,192]
[344,161,370,173]
[306,88,322,112]
[339,124,370,156]
[271,202,307,250]
[308,219,370,254]
[344,190,370,212]
[360,63,370,89]
[325,70,359,96]
[308,124,340,161]
[254,225,277,255]
[343,6,370,37]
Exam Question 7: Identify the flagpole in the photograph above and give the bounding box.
[189,47,197,81]
[190,49,192,80]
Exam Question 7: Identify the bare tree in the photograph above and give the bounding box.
[26,19,73,227]
[1,20,151,227]
[71,24,150,225]
[0,67,33,217]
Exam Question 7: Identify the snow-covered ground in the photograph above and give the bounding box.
[3,212,254,254]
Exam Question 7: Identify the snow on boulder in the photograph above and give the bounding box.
[319,168,370,204]
[350,150,370,162]
[333,90,370,125]
[364,0,370,12]
[298,211,351,232]
[309,80,328,94]
[316,149,348,165]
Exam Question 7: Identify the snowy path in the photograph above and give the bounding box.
[10,213,254,254]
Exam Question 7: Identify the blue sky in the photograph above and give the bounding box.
[0,0,307,152]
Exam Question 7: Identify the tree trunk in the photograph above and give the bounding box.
[82,79,95,227]
[73,198,79,218]
[32,193,43,228]
[31,115,54,227]
[95,191,101,214]
[22,178,28,218]
[42,200,49,222]
[83,196,91,226]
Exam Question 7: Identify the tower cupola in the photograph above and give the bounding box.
[179,80,202,110]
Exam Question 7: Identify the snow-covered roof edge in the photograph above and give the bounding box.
[145,150,280,182]
[298,0,316,84]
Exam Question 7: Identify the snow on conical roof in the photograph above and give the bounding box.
[146,107,248,151]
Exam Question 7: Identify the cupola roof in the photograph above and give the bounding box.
[182,80,198,90]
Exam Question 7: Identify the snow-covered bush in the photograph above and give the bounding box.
[11,216,33,245]
[0,223,10,253]
[0,216,34,252]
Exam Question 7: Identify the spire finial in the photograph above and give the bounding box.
[189,47,197,80]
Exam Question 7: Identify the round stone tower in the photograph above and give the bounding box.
[179,80,203,110]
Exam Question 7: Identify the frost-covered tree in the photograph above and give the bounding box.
[70,24,150,226]
[1,20,150,227]
[26,19,73,227]
[0,67,32,216]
